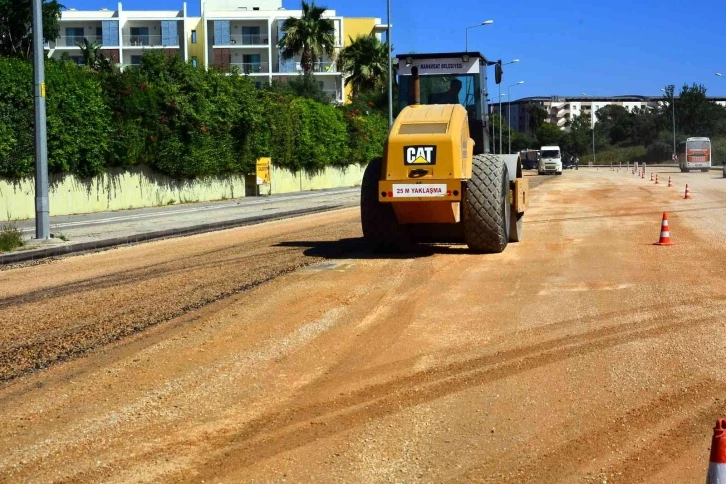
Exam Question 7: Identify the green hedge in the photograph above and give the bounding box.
[0,57,112,178]
[0,52,387,180]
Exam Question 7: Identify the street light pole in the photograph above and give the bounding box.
[507,81,524,154]
[494,93,505,154]
[387,0,393,128]
[32,0,49,240]
[465,20,493,51]
[497,59,519,156]
[660,87,676,159]
[583,92,596,164]
[499,85,502,155]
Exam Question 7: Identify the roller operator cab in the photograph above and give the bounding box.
[360,52,529,253]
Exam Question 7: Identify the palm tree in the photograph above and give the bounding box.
[277,1,336,75]
[338,34,391,95]
[75,37,112,71]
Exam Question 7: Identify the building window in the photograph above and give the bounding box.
[242,53,261,73]
[192,56,198,68]
[191,30,197,43]
[130,27,149,46]
[241,26,260,45]
[130,55,142,66]
[66,27,84,46]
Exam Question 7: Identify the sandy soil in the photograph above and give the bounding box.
[1,168,725,483]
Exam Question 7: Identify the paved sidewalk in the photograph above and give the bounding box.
[2,188,359,264]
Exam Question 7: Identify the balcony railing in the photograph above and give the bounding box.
[123,35,178,47]
[229,62,269,74]
[46,35,106,48]
[226,34,268,46]
[277,61,338,73]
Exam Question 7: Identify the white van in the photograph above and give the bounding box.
[539,146,563,175]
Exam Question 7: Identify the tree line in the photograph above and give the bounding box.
[500,84,726,163]
[0,52,390,179]
[0,0,393,180]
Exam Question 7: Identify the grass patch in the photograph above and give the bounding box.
[580,145,648,165]
[0,222,24,252]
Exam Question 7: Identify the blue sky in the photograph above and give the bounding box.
[67,0,726,100]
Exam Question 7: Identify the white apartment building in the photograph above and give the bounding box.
[46,2,188,68]
[201,0,384,102]
[44,0,384,103]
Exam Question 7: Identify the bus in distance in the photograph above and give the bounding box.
[677,137,711,172]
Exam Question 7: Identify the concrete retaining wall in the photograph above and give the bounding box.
[0,164,365,221]
[259,164,365,196]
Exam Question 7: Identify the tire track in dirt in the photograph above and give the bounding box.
[186,297,726,481]
[459,379,723,482]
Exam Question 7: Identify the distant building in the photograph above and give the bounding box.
[45,0,385,103]
[46,3,187,68]
[491,95,726,133]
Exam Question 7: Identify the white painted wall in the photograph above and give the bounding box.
[0,165,364,221]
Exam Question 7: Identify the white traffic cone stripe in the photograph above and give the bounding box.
[661,231,670,237]
[663,221,669,227]
[706,462,726,483]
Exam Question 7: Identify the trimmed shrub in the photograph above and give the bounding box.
[0,54,387,180]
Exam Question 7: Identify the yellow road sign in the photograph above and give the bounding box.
[256,158,271,185]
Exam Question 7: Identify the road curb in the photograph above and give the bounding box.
[1,204,350,266]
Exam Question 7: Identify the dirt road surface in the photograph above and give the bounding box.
[2,169,726,483]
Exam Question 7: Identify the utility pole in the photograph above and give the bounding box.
[32,0,50,239]
[499,84,502,155]
[583,92,597,164]
[387,0,393,128]
[507,81,524,154]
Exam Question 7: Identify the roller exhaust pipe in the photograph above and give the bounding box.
[412,66,420,105]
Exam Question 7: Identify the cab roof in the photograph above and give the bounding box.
[396,52,492,65]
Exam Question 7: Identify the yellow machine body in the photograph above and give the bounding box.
[379,104,474,224]
[378,103,528,224]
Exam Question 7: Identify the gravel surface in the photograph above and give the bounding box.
[3,169,724,483]
[0,211,362,381]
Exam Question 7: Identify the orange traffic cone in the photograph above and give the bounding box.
[685,184,692,199]
[668,176,673,187]
[707,419,726,484]
[650,172,654,181]
[641,170,645,179]
[655,174,659,184]
[654,212,674,246]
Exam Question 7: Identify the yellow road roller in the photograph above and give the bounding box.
[361,52,528,253]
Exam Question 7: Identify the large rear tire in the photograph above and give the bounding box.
[464,154,510,253]
[360,157,410,251]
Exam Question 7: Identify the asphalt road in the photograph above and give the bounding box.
[14,187,361,243]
